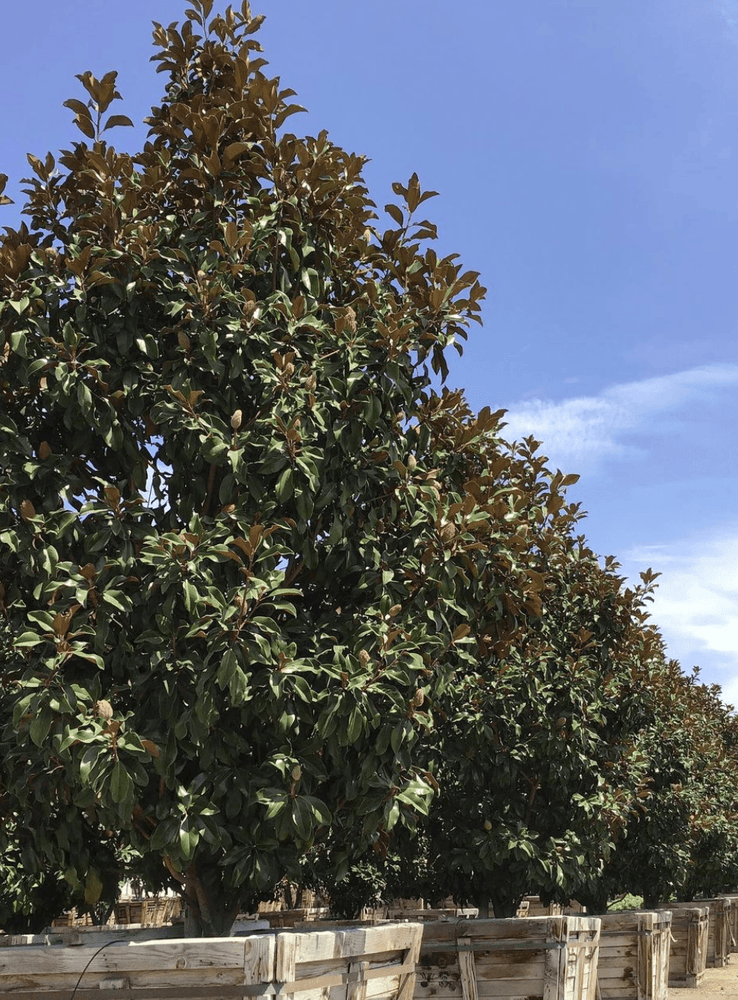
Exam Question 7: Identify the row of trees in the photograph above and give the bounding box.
[1,0,737,934]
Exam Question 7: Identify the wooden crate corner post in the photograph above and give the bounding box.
[543,916,566,1000]
[718,898,732,966]
[397,922,424,1000]
[456,935,478,1000]
[244,932,277,987]
[686,907,709,987]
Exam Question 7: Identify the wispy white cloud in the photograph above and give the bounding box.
[502,364,738,473]
[717,0,738,48]
[621,527,738,704]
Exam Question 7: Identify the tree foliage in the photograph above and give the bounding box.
[586,664,738,909]
[379,408,667,917]
[0,0,487,935]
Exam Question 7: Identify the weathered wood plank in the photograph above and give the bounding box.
[0,938,248,974]
[244,936,276,985]
[457,937,478,1000]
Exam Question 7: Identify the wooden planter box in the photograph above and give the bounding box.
[663,906,709,988]
[519,897,564,918]
[696,898,732,967]
[415,915,600,1000]
[596,911,671,1000]
[659,898,732,968]
[0,921,423,999]
[262,906,330,927]
[113,896,183,927]
[387,909,476,922]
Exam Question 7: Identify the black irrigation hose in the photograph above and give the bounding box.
[69,938,127,1000]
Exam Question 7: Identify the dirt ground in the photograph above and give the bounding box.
[671,965,738,999]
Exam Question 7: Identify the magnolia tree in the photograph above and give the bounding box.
[591,665,738,909]
[294,400,671,919]
[391,402,667,917]
[0,0,493,935]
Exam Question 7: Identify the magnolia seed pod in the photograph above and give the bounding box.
[484,819,493,831]
[291,764,302,782]
[93,700,114,721]
[230,409,243,430]
[413,689,425,707]
[358,650,371,666]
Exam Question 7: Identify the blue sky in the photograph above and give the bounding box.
[2,2,737,700]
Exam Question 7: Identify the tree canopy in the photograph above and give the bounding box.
[0,0,493,934]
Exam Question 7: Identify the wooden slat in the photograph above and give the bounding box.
[542,917,564,1000]
[245,936,277,985]
[0,938,248,974]
[457,937,478,1000]
[347,960,369,1000]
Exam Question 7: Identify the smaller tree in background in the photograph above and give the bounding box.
[575,664,738,910]
[0,838,74,934]
[365,395,668,918]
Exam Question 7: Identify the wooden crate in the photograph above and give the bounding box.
[263,907,331,927]
[663,906,709,988]
[415,914,600,1000]
[0,921,423,999]
[659,898,732,968]
[114,896,183,927]
[520,897,564,918]
[596,911,671,1000]
[386,909,469,922]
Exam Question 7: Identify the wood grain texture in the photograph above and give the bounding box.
[595,911,670,1000]
[417,916,599,1000]
[663,906,708,987]
[658,900,731,969]
[0,922,424,1000]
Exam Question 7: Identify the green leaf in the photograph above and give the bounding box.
[30,706,53,746]
[14,631,44,648]
[217,648,238,690]
[110,761,133,804]
[275,466,294,502]
[100,590,131,613]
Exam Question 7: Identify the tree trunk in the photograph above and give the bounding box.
[490,892,520,918]
[577,888,609,915]
[181,859,242,937]
[475,890,520,919]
